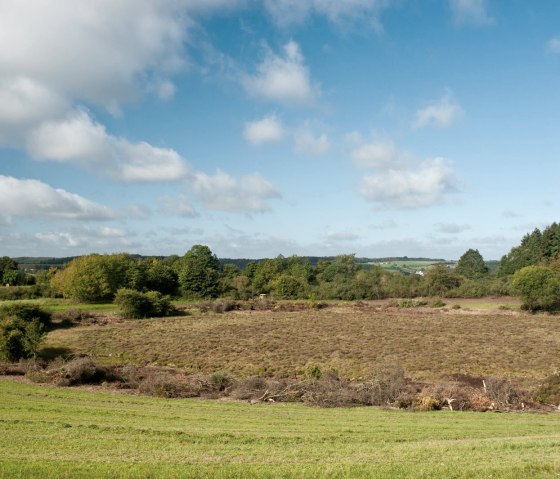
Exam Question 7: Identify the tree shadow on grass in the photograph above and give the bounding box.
[39,347,73,361]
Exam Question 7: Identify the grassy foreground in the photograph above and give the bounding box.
[1,380,560,478]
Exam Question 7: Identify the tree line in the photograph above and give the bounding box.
[2,222,559,311]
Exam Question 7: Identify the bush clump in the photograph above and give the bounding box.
[0,304,51,361]
[534,373,560,405]
[114,288,173,319]
[52,357,116,386]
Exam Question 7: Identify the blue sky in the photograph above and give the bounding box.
[1,0,559,260]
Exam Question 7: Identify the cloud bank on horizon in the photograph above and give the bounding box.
[1,0,559,260]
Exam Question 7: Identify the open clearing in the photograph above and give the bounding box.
[2,380,560,478]
[42,299,560,383]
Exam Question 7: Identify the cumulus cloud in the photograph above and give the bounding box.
[413,93,463,129]
[244,115,285,145]
[243,41,318,104]
[264,0,391,32]
[449,0,492,26]
[360,158,457,209]
[294,130,330,155]
[352,139,397,168]
[0,175,115,221]
[0,1,196,183]
[434,222,471,234]
[26,110,190,182]
[0,1,187,111]
[188,170,281,212]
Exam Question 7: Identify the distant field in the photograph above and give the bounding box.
[369,260,448,274]
[2,380,560,479]
[42,299,560,383]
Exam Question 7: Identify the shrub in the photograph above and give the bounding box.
[430,298,446,308]
[210,371,233,391]
[230,376,268,400]
[484,377,521,406]
[396,299,428,308]
[0,316,45,361]
[114,289,173,319]
[305,363,322,380]
[0,285,44,301]
[211,299,237,313]
[362,363,408,406]
[534,373,560,405]
[53,357,116,386]
[511,266,560,312]
[0,303,51,326]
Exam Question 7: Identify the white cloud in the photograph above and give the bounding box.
[360,158,457,209]
[0,1,187,111]
[449,0,492,26]
[26,110,190,182]
[434,223,471,234]
[0,77,69,145]
[294,130,330,155]
[547,38,560,54]
[352,140,397,168]
[159,195,199,217]
[188,170,281,212]
[0,175,115,221]
[413,93,463,129]
[244,115,285,145]
[243,41,318,104]
[264,0,390,32]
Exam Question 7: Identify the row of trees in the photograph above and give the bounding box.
[5,222,560,310]
[42,245,507,303]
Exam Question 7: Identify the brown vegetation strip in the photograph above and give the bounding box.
[43,305,560,383]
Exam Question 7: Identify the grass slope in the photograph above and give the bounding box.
[2,380,560,478]
[43,303,560,382]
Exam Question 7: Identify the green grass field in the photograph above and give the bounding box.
[1,380,560,478]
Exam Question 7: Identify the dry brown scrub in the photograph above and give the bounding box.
[43,302,560,383]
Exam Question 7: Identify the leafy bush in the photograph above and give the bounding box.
[0,285,44,301]
[114,289,173,319]
[0,316,45,361]
[511,265,560,312]
[0,304,50,361]
[395,299,428,308]
[0,303,51,326]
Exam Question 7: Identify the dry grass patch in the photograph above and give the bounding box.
[42,303,560,382]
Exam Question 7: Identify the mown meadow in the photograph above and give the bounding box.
[2,380,560,479]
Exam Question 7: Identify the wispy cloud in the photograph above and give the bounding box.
[263,0,392,33]
[434,222,471,234]
[449,0,492,26]
[547,38,560,54]
[413,92,463,129]
[352,139,398,168]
